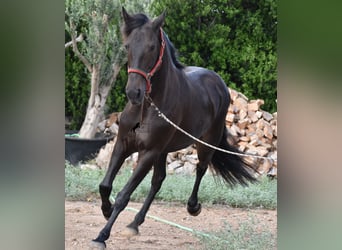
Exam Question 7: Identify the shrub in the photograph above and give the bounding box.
[151,0,277,112]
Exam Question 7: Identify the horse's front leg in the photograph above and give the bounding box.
[93,150,158,246]
[99,135,135,219]
[124,153,167,235]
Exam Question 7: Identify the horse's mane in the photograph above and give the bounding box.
[122,13,184,69]
[162,31,184,69]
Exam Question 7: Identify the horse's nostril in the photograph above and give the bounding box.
[126,88,142,104]
[136,89,141,99]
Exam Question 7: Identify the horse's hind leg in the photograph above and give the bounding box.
[124,153,167,235]
[187,159,209,216]
[187,129,223,216]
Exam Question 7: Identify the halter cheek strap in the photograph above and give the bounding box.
[127,28,166,94]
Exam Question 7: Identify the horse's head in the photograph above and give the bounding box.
[121,7,165,105]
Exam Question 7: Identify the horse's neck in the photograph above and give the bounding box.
[151,63,183,105]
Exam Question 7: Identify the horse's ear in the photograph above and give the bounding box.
[122,7,132,24]
[152,11,166,31]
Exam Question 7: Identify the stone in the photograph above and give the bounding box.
[238,118,249,130]
[250,133,259,142]
[228,105,236,114]
[267,167,277,178]
[232,124,242,135]
[247,102,259,112]
[229,89,239,102]
[248,111,259,123]
[256,119,265,130]
[184,154,198,165]
[272,125,277,137]
[228,126,238,137]
[249,139,260,146]
[262,111,273,121]
[106,112,120,127]
[238,141,248,151]
[96,139,116,169]
[272,112,277,120]
[234,97,248,112]
[258,159,273,175]
[238,92,249,101]
[255,128,264,139]
[264,123,273,140]
[239,109,248,120]
[106,122,119,135]
[226,113,235,123]
[255,146,269,157]
[167,160,183,174]
[247,99,264,111]
[256,110,263,119]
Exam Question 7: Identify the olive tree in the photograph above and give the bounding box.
[65,0,151,138]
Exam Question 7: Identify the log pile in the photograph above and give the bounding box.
[225,89,277,177]
[96,89,277,178]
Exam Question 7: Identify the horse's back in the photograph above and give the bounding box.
[184,66,230,108]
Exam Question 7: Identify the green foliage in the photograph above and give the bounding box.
[65,162,277,209]
[65,161,104,198]
[150,0,277,112]
[65,51,90,129]
[105,69,128,113]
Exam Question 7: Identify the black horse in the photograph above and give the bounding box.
[92,7,257,248]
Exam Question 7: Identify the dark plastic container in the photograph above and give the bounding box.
[65,131,114,165]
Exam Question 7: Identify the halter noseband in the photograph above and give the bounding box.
[127,28,166,94]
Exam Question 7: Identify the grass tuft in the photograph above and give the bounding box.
[197,215,277,250]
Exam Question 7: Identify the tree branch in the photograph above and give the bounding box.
[104,63,121,87]
[69,20,93,73]
[65,34,83,48]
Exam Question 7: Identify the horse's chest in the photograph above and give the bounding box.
[134,119,171,149]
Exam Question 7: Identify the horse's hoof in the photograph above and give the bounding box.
[187,203,202,216]
[120,226,139,238]
[90,240,106,249]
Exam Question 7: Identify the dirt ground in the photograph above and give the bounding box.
[65,200,277,250]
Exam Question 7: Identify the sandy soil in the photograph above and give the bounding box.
[65,200,277,250]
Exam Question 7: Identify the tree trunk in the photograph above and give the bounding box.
[78,64,121,139]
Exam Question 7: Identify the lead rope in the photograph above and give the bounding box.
[145,95,277,163]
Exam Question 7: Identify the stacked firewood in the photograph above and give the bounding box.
[225,89,277,177]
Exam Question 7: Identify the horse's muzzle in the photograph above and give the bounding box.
[126,87,143,105]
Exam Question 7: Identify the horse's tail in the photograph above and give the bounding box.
[211,127,258,186]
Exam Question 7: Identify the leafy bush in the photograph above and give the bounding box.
[150,0,277,112]
[65,51,90,129]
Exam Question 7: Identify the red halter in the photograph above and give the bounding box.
[127,28,166,93]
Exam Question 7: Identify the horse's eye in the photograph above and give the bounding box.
[150,45,155,51]
[125,44,129,50]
